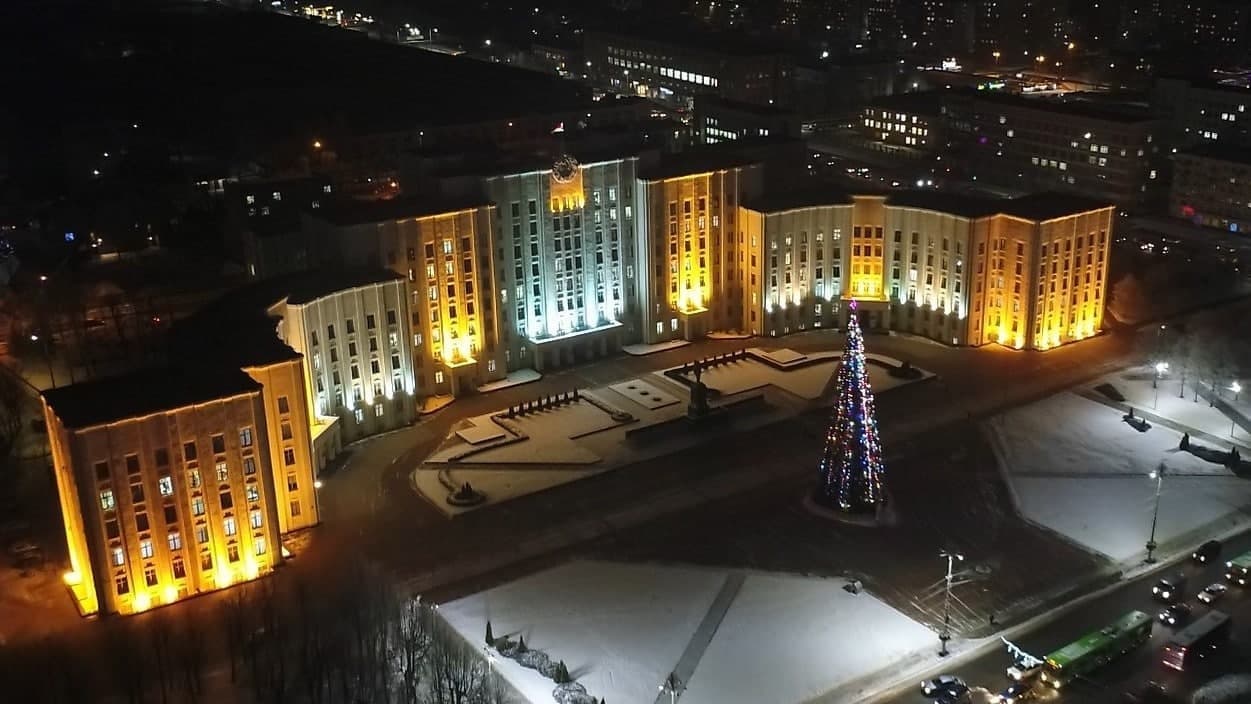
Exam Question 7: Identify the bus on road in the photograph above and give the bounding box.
[1226,551,1251,586]
[1039,611,1153,689]
[1162,610,1231,671]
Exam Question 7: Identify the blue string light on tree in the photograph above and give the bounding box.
[814,300,886,514]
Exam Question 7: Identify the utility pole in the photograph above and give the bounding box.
[1146,463,1165,563]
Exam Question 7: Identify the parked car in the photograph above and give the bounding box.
[1198,583,1229,604]
[922,675,965,697]
[1158,602,1192,626]
[1194,540,1222,564]
[1153,575,1187,603]
[998,682,1036,703]
[1006,662,1042,682]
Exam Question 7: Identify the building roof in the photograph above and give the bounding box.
[742,187,856,212]
[1178,142,1251,166]
[868,91,945,116]
[887,190,1114,220]
[311,195,489,226]
[43,367,262,430]
[169,268,402,369]
[972,91,1157,124]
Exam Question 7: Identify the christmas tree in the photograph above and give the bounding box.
[815,300,886,513]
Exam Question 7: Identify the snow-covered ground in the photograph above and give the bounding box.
[681,574,933,704]
[438,561,724,704]
[659,349,926,401]
[989,392,1251,561]
[1095,369,1246,445]
[437,561,933,704]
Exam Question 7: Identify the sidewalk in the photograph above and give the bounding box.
[623,340,690,356]
[476,369,541,393]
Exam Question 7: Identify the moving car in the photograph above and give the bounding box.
[936,683,971,704]
[1006,662,1042,682]
[1198,583,1229,604]
[998,682,1036,703]
[922,675,965,697]
[1158,603,1192,627]
[1193,540,1222,563]
[1153,575,1187,603]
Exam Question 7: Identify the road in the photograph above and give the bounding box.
[886,531,1251,704]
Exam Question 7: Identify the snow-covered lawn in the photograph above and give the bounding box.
[658,350,924,401]
[607,379,680,410]
[412,467,595,517]
[438,561,724,704]
[989,392,1251,561]
[681,574,933,704]
[1095,369,1245,445]
[437,561,934,704]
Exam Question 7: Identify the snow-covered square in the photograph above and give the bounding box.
[437,560,934,704]
[988,392,1251,561]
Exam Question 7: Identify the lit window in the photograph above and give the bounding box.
[158,476,173,497]
[244,457,256,475]
[168,532,182,551]
[111,546,125,566]
[215,461,228,483]
[254,536,267,556]
[375,404,385,418]
[115,575,129,595]
[283,448,296,466]
[188,469,201,489]
[140,540,154,559]
[99,488,115,511]
[246,485,260,503]
[250,509,263,529]
[223,517,237,537]
[192,497,205,516]
[239,427,253,448]
[435,371,445,384]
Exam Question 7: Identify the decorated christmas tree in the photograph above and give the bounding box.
[814,300,887,513]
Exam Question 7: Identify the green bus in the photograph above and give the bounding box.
[1039,611,1153,689]
[1226,551,1251,586]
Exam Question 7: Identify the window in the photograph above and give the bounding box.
[220,490,233,510]
[386,309,397,326]
[228,545,240,563]
[239,427,253,448]
[277,397,290,415]
[244,457,256,476]
[188,469,201,489]
[115,575,129,595]
[346,319,355,335]
[130,483,145,504]
[215,460,229,483]
[99,488,116,511]
[375,404,385,418]
[435,371,445,384]
[246,484,260,503]
[200,553,213,570]
[126,455,140,475]
[291,500,302,517]
[354,408,364,423]
[250,509,263,529]
[255,536,267,556]
[211,435,226,454]
[287,474,298,492]
[158,475,173,497]
[196,526,209,544]
[135,513,150,534]
[111,546,125,567]
[144,566,158,587]
[95,461,110,481]
[192,497,205,516]
[280,422,293,441]
[223,517,237,537]
[283,448,296,466]
[140,539,154,559]
[172,559,186,580]
[327,324,336,341]
[106,518,120,539]
[168,532,182,551]
[164,505,177,525]
[349,342,358,357]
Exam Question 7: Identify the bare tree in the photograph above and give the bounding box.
[426,619,491,704]
[0,367,23,508]
[173,607,208,703]
[147,610,177,703]
[397,598,433,703]
[1109,273,1149,325]
[221,583,253,683]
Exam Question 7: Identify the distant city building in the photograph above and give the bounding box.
[861,92,945,152]
[696,96,801,145]
[1153,77,1251,150]
[1170,145,1251,233]
[948,92,1163,207]
[584,29,795,108]
[740,190,1114,349]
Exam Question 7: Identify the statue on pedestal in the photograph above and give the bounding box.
[688,362,710,419]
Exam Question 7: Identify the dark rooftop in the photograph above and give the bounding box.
[696,95,797,117]
[887,190,1113,220]
[742,188,856,212]
[311,195,490,226]
[43,367,262,430]
[169,268,402,369]
[868,91,945,115]
[637,145,761,181]
[1178,142,1251,166]
[972,91,1157,124]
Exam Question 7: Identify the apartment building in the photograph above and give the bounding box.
[1171,145,1251,232]
[44,369,286,616]
[861,92,945,152]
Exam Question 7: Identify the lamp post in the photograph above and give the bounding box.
[1153,362,1168,409]
[1231,382,1242,438]
[659,673,681,704]
[938,551,964,656]
[30,333,56,388]
[1146,463,1165,563]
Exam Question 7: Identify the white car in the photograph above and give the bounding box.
[1198,582,1229,604]
[1006,663,1042,681]
[922,675,965,697]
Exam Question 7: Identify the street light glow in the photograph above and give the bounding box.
[1232,382,1242,394]
[1155,362,1168,375]
[314,479,323,489]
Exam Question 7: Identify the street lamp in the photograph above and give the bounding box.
[938,551,964,656]
[659,673,681,704]
[1146,463,1165,563]
[1233,381,1243,402]
[1231,382,1242,438]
